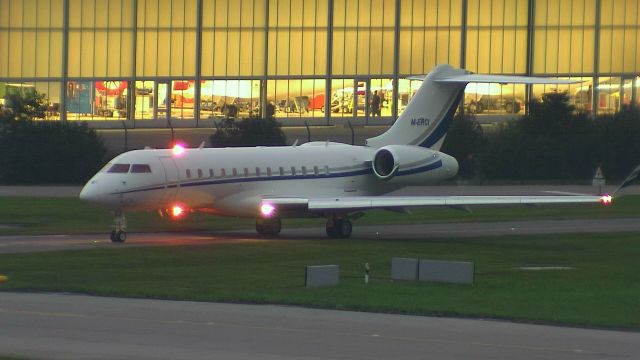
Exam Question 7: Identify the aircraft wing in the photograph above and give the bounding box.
[263,195,608,213]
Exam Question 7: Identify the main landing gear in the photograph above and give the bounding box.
[326,217,352,239]
[256,216,282,236]
[110,212,127,243]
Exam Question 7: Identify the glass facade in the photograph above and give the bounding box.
[1,0,639,127]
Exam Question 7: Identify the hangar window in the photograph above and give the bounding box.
[131,164,152,173]
[107,164,130,173]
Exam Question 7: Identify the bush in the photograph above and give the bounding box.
[0,119,108,184]
[596,106,640,180]
[210,117,287,147]
[440,113,485,178]
[480,92,602,180]
[478,92,640,181]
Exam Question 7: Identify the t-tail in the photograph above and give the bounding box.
[366,64,580,150]
[366,64,468,150]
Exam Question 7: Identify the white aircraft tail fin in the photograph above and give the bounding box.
[366,64,467,150]
[366,64,580,150]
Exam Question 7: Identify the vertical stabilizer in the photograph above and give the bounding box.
[366,64,468,150]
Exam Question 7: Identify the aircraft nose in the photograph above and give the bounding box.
[79,179,119,208]
[79,180,100,203]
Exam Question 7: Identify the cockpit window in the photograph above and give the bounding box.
[107,164,130,173]
[131,164,152,173]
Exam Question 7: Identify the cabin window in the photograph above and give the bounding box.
[107,164,130,173]
[186,169,191,178]
[244,168,249,177]
[197,169,203,178]
[301,166,307,175]
[130,164,151,173]
[209,169,214,177]
[131,164,152,173]
[256,167,261,176]
[314,166,319,176]
[279,167,284,176]
[221,168,226,177]
[291,167,296,176]
[232,168,237,176]
[267,167,272,176]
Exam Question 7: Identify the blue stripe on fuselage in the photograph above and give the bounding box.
[115,160,443,196]
[418,89,465,148]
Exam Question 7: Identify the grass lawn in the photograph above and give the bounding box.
[1,195,639,236]
[1,232,639,330]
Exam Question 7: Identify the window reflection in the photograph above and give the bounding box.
[0,82,60,120]
[464,83,526,118]
[65,80,128,120]
[199,80,260,120]
[532,77,593,113]
[266,79,325,119]
[134,81,155,120]
[636,77,640,107]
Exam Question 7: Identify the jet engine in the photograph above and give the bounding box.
[371,145,457,184]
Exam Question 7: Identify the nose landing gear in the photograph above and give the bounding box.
[255,216,282,236]
[110,212,127,243]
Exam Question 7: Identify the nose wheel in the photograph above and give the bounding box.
[110,212,127,243]
[256,216,282,236]
[326,218,352,238]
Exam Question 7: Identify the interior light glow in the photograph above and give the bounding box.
[260,203,275,217]
[172,144,186,156]
[600,194,613,206]
[172,205,184,218]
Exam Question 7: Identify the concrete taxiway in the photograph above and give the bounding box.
[1,217,640,254]
[0,292,638,360]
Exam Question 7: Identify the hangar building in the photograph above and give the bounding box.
[0,0,639,127]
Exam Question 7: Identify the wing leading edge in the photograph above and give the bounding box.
[263,195,607,213]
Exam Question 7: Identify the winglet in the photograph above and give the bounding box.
[614,164,640,197]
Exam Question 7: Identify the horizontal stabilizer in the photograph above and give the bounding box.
[435,74,581,85]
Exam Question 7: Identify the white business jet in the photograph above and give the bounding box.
[79,64,630,243]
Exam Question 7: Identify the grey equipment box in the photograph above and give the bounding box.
[305,265,340,288]
[418,260,474,285]
[390,257,419,281]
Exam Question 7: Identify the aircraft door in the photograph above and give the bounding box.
[159,157,180,204]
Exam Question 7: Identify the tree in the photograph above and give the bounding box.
[440,113,485,179]
[0,119,108,184]
[481,91,600,180]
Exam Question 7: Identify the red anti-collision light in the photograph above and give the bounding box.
[172,144,186,157]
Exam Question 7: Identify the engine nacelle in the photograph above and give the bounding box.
[371,145,458,184]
